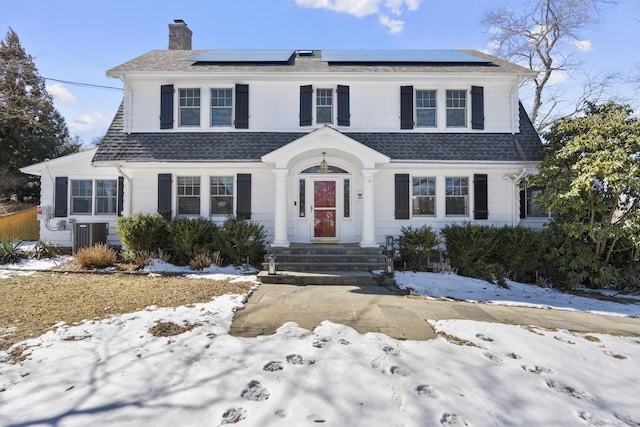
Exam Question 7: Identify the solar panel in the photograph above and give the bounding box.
[321,49,491,64]
[186,50,296,63]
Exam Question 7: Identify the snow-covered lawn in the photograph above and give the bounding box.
[1,259,640,426]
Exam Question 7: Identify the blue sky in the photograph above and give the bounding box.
[1,0,638,144]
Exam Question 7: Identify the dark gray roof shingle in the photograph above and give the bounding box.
[94,103,541,163]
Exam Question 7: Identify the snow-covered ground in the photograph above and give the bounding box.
[1,258,640,426]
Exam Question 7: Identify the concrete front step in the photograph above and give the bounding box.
[257,270,395,286]
[261,261,385,272]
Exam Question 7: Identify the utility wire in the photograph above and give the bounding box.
[44,77,123,91]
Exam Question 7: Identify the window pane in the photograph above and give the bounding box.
[177,176,200,215]
[299,179,306,218]
[316,89,333,124]
[446,90,466,127]
[344,179,350,218]
[412,176,436,216]
[416,90,436,127]
[179,89,200,126]
[71,180,92,214]
[211,89,233,126]
[96,179,117,214]
[526,187,546,217]
[210,176,233,216]
[445,177,468,216]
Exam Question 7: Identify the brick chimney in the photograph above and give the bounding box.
[168,19,192,50]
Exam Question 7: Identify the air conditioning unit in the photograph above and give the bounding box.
[73,223,108,254]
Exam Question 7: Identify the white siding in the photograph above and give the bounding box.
[125,75,519,134]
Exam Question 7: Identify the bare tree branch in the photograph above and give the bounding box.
[484,0,618,132]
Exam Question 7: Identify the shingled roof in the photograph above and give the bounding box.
[106,49,535,76]
[94,103,542,164]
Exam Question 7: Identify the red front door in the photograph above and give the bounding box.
[313,180,337,238]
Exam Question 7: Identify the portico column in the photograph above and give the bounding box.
[360,168,378,248]
[271,168,290,247]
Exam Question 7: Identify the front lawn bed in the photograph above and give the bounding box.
[0,273,252,352]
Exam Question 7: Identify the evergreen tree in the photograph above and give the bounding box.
[0,28,81,202]
[529,101,640,284]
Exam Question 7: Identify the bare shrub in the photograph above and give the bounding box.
[75,244,117,269]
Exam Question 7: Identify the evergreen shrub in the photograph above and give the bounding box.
[399,225,441,271]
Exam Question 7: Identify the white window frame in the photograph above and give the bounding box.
[95,179,118,215]
[316,88,333,124]
[446,89,467,128]
[210,88,233,127]
[209,176,234,216]
[445,176,469,216]
[178,88,201,127]
[412,176,436,216]
[70,179,93,215]
[177,176,201,216]
[416,90,437,128]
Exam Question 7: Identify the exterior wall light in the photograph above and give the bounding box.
[319,152,329,173]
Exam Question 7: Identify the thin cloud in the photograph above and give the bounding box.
[46,83,77,104]
[294,0,421,33]
[69,111,109,136]
[572,40,592,52]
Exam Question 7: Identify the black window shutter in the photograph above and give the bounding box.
[519,189,527,219]
[299,85,313,126]
[54,177,68,217]
[471,86,485,130]
[394,174,410,220]
[117,176,125,217]
[237,174,252,219]
[474,174,488,220]
[158,173,172,219]
[160,84,174,129]
[235,83,249,129]
[337,85,350,126]
[400,86,414,129]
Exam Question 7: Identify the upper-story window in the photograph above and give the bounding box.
[446,90,467,127]
[416,90,437,127]
[316,88,333,124]
[179,89,200,126]
[211,88,233,126]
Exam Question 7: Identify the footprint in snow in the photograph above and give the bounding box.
[553,335,575,345]
[546,380,591,400]
[263,361,283,372]
[241,380,270,401]
[338,338,351,345]
[603,350,628,360]
[221,407,247,424]
[482,351,503,364]
[578,411,620,426]
[383,345,400,356]
[274,409,286,419]
[416,384,440,398]
[440,413,470,426]
[475,333,493,342]
[390,366,411,377]
[312,337,331,348]
[286,354,316,365]
[521,365,554,375]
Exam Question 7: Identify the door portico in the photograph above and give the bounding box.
[261,126,390,248]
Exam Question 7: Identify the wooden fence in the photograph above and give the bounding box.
[0,206,40,241]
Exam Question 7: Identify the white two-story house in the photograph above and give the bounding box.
[22,20,544,250]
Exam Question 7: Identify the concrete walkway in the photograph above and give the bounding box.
[229,283,640,340]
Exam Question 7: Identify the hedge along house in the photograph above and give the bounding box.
[21,20,545,252]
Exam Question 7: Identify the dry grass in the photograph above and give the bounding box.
[0,272,253,352]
